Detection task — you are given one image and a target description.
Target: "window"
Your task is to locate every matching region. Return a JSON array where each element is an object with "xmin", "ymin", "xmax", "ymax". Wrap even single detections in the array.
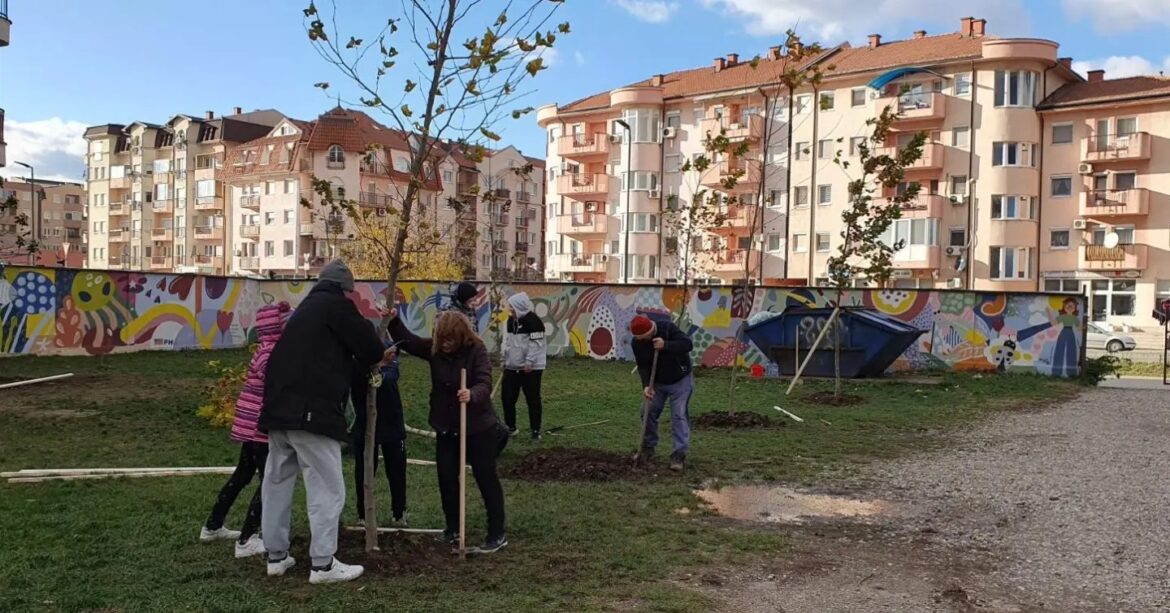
[
  {"xmin": 622, "ymin": 171, "xmax": 659, "ymax": 191},
  {"xmin": 629, "ymin": 255, "xmax": 658, "ymax": 279},
  {"xmin": 621, "ymin": 108, "xmax": 663, "ymax": 143},
  {"xmin": 991, "ymin": 195, "xmax": 1034, "ymax": 220},
  {"xmin": 994, "ymin": 70, "xmax": 1039, "ymax": 107},
  {"xmin": 1050, "ymin": 229, "xmax": 1070, "ymax": 249},
  {"xmin": 949, "ymin": 227, "xmax": 966, "ymax": 247},
  {"xmin": 549, "ymin": 126, "xmax": 561, "ymax": 144},
  {"xmin": 1051, "ymin": 176, "xmax": 1073, "ymax": 198},
  {"xmin": 260, "ymin": 145, "xmax": 273, "ymax": 165},
  {"xmin": 1117, "ymin": 117, "xmax": 1139, "ymax": 137},
  {"xmin": 989, "ymin": 246, "xmax": 1031, "ymax": 280},
  {"xmin": 796, "ymin": 94, "xmax": 812, "ymax": 113},
  {"xmin": 1091, "ymin": 279, "xmax": 1136, "ymax": 318},
  {"xmin": 1051, "ymin": 124, "xmax": 1073, "ymax": 144},
  {"xmin": 819, "ymin": 92, "xmax": 835, "ymax": 111},
  {"xmin": 795, "ymin": 142, "xmax": 809, "ymax": 161},
  {"xmin": 665, "ymin": 113, "xmax": 681, "ymax": 129},
  {"xmin": 283, "ymin": 240, "xmax": 294, "ymax": 257},
  {"xmin": 992, "ymin": 142, "xmax": 1034, "ymax": 167},
  {"xmin": 284, "ymin": 179, "xmax": 296, "ymax": 194},
  {"xmin": 815, "ymin": 232, "xmax": 830, "ymax": 252},
  {"xmin": 196, "ymin": 179, "xmax": 216, "ymax": 199},
  {"xmin": 951, "ymin": 175, "xmax": 968, "ymax": 197},
  {"xmin": 952, "ymin": 126, "xmax": 969, "ymax": 149},
  {"xmin": 880, "ymin": 219, "xmax": 938, "ymax": 253},
  {"xmin": 767, "ymin": 234, "xmax": 783, "ymax": 251},
  {"xmin": 817, "ymin": 139, "xmax": 833, "ymax": 159},
  {"xmin": 817, "ymin": 184, "xmax": 832, "ymax": 205},
  {"xmin": 851, "ymin": 88, "xmax": 867, "ymax": 107},
  {"xmin": 264, "ymin": 241, "xmax": 275, "ymax": 257},
  {"xmin": 394, "ymin": 157, "xmax": 409, "ymax": 172},
  {"xmin": 155, "ymin": 184, "xmax": 170, "ymax": 201},
  {"xmin": 264, "ymin": 212, "xmax": 276, "ymax": 225},
  {"xmin": 793, "ymin": 234, "xmax": 808, "ymax": 253},
  {"xmin": 665, "ymin": 154, "xmax": 682, "ymax": 173},
  {"xmin": 152, "ymin": 159, "xmax": 170, "ymax": 174},
  {"xmin": 1045, "ymin": 279, "xmax": 1081, "ymax": 293},
  {"xmin": 768, "ymin": 189, "xmax": 785, "ymax": 209},
  {"xmin": 628, "ymin": 213, "xmax": 659, "ymax": 232},
  {"xmin": 283, "ymin": 209, "xmax": 293, "ymax": 224},
  {"xmin": 794, "ymin": 186, "xmax": 809, "ymax": 207},
  {"xmin": 327, "ymin": 145, "xmax": 345, "ymax": 168},
  {"xmin": 849, "ymin": 136, "xmax": 865, "ymax": 157},
  {"xmin": 954, "ymin": 73, "xmax": 972, "ymax": 96}
]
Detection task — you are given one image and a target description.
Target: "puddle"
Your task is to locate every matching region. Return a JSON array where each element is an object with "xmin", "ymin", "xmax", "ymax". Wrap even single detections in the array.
[{"xmin": 694, "ymin": 485, "xmax": 890, "ymax": 524}]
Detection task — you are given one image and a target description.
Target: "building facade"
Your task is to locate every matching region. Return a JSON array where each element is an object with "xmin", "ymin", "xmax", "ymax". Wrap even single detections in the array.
[
  {"xmin": 0, "ymin": 0, "xmax": 10, "ymax": 169},
  {"xmin": 0, "ymin": 179, "xmax": 86, "ymax": 267}
]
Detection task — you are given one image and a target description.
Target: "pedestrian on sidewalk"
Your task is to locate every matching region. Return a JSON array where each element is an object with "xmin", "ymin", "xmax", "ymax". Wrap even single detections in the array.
[
  {"xmin": 501, "ymin": 292, "xmax": 547, "ymax": 441},
  {"xmin": 259, "ymin": 259, "xmax": 391, "ymax": 584},
  {"xmin": 387, "ymin": 307, "xmax": 510, "ymax": 554},
  {"xmin": 350, "ymin": 336, "xmax": 408, "ymax": 526},
  {"xmin": 630, "ymin": 315, "xmax": 694, "ymax": 471},
  {"xmin": 200, "ymin": 301, "xmax": 291, "ymax": 558}
]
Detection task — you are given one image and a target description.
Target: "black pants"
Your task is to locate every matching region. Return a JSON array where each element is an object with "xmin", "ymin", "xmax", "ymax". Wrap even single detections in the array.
[
  {"xmin": 352, "ymin": 434, "xmax": 407, "ymax": 520},
  {"xmin": 205, "ymin": 441, "xmax": 267, "ymax": 542},
  {"xmin": 436, "ymin": 429, "xmax": 506, "ymax": 538},
  {"xmin": 502, "ymin": 369, "xmax": 543, "ymax": 433}
]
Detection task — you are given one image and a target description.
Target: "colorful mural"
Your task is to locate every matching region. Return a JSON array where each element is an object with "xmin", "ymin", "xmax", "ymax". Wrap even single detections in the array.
[{"xmin": 0, "ymin": 265, "xmax": 1085, "ymax": 377}]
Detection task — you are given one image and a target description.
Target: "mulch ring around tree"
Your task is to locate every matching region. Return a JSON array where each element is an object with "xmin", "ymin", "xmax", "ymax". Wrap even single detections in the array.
[
  {"xmin": 804, "ymin": 391, "xmax": 866, "ymax": 406},
  {"xmin": 502, "ymin": 448, "xmax": 661, "ymax": 482},
  {"xmin": 693, "ymin": 411, "xmax": 785, "ymax": 430}
]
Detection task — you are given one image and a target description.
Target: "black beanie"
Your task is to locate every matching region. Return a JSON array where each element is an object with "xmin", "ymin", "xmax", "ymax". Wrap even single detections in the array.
[{"xmin": 455, "ymin": 282, "xmax": 477, "ymax": 303}]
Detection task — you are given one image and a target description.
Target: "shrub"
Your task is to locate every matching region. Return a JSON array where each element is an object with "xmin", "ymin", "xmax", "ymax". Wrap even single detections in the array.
[
  {"xmin": 196, "ymin": 350, "xmax": 252, "ymax": 427},
  {"xmin": 1078, "ymin": 355, "xmax": 1122, "ymax": 386}
]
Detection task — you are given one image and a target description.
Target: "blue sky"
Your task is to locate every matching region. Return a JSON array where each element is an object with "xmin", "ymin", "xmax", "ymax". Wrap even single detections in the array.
[{"xmin": 3, "ymin": 0, "xmax": 1169, "ymax": 182}]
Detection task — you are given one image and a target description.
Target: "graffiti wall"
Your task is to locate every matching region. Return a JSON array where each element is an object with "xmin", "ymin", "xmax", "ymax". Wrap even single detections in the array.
[{"xmin": 0, "ymin": 265, "xmax": 1086, "ymax": 377}]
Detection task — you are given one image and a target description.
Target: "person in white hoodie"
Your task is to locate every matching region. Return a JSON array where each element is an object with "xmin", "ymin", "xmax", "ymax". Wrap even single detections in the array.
[{"xmin": 501, "ymin": 292, "xmax": 547, "ymax": 441}]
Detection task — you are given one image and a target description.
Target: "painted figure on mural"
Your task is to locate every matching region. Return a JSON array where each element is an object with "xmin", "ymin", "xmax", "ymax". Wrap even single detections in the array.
[{"xmin": 1049, "ymin": 297, "xmax": 1080, "ymax": 378}]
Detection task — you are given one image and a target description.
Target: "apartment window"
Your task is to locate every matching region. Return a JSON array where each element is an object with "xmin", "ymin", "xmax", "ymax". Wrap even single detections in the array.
[
  {"xmin": 815, "ymin": 232, "xmax": 830, "ymax": 252},
  {"xmin": 851, "ymin": 88, "xmax": 867, "ymax": 107},
  {"xmin": 548, "ymin": 126, "xmax": 561, "ymax": 144},
  {"xmin": 796, "ymin": 94, "xmax": 812, "ymax": 113},
  {"xmin": 621, "ymin": 108, "xmax": 662, "ymax": 143},
  {"xmin": 442, "ymin": 170, "xmax": 454, "ymax": 184},
  {"xmin": 284, "ymin": 179, "xmax": 296, "ymax": 194},
  {"xmin": 283, "ymin": 209, "xmax": 293, "ymax": 224},
  {"xmin": 1092, "ymin": 279, "xmax": 1136, "ymax": 318},
  {"xmin": 1051, "ymin": 123, "xmax": 1073, "ymax": 144},
  {"xmin": 994, "ymin": 70, "xmax": 1039, "ymax": 107},
  {"xmin": 394, "ymin": 157, "xmax": 409, "ymax": 172},
  {"xmin": 794, "ymin": 186, "xmax": 809, "ymax": 207},
  {"xmin": 628, "ymin": 213, "xmax": 659, "ymax": 232},
  {"xmin": 283, "ymin": 240, "xmax": 294, "ymax": 257},
  {"xmin": 155, "ymin": 184, "xmax": 170, "ymax": 201},
  {"xmin": 1093, "ymin": 225, "xmax": 1135, "ymax": 245},
  {"xmin": 1045, "ymin": 279, "xmax": 1081, "ymax": 293},
  {"xmin": 1051, "ymin": 176, "xmax": 1073, "ymax": 198},
  {"xmin": 768, "ymin": 189, "xmax": 785, "ymax": 209},
  {"xmin": 1116, "ymin": 116, "xmax": 1139, "ymax": 137},
  {"xmin": 622, "ymin": 171, "xmax": 659, "ymax": 191},
  {"xmin": 629, "ymin": 255, "xmax": 658, "ymax": 279},
  {"xmin": 260, "ymin": 145, "xmax": 273, "ymax": 165},
  {"xmin": 820, "ymin": 92, "xmax": 835, "ymax": 111},
  {"xmin": 817, "ymin": 184, "xmax": 832, "ymax": 205},
  {"xmin": 665, "ymin": 113, "xmax": 682, "ymax": 129},
  {"xmin": 793, "ymin": 233, "xmax": 808, "ymax": 253},
  {"xmin": 991, "ymin": 195, "xmax": 1034, "ymax": 220},
  {"xmin": 767, "ymin": 234, "xmax": 784, "ymax": 251},
  {"xmin": 152, "ymin": 159, "xmax": 171, "ymax": 174},
  {"xmin": 264, "ymin": 212, "xmax": 276, "ymax": 225},
  {"xmin": 1050, "ymin": 229, "xmax": 1070, "ymax": 249},
  {"xmin": 665, "ymin": 154, "xmax": 682, "ymax": 173},
  {"xmin": 954, "ymin": 73, "xmax": 972, "ymax": 96},
  {"xmin": 992, "ymin": 142, "xmax": 1034, "ymax": 167},
  {"xmin": 950, "ymin": 175, "xmax": 968, "ymax": 198},
  {"xmin": 989, "ymin": 246, "xmax": 1031, "ymax": 280},
  {"xmin": 881, "ymin": 218, "xmax": 938, "ymax": 250},
  {"xmin": 264, "ymin": 241, "xmax": 275, "ymax": 257},
  {"xmin": 952, "ymin": 126, "xmax": 970, "ymax": 149},
  {"xmin": 849, "ymin": 136, "xmax": 866, "ymax": 157},
  {"xmin": 949, "ymin": 227, "xmax": 966, "ymax": 247},
  {"xmin": 327, "ymin": 145, "xmax": 345, "ymax": 168},
  {"xmin": 795, "ymin": 142, "xmax": 809, "ymax": 161},
  {"xmin": 817, "ymin": 139, "xmax": 833, "ymax": 159},
  {"xmin": 176, "ymin": 186, "xmax": 186, "ymax": 207},
  {"xmin": 196, "ymin": 179, "xmax": 216, "ymax": 199}
]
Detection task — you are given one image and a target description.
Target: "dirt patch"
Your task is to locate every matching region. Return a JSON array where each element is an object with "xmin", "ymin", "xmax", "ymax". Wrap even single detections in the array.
[
  {"xmin": 804, "ymin": 391, "xmax": 866, "ymax": 406},
  {"xmin": 502, "ymin": 448, "xmax": 662, "ymax": 482},
  {"xmin": 694, "ymin": 411, "xmax": 782, "ymax": 429},
  {"xmin": 333, "ymin": 530, "xmax": 452, "ymax": 576},
  {"xmin": 695, "ymin": 485, "xmax": 891, "ymax": 524}
]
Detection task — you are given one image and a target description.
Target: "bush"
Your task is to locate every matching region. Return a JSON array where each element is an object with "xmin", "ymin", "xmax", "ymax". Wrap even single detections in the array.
[
  {"xmin": 1078, "ymin": 355, "xmax": 1123, "ymax": 386},
  {"xmin": 195, "ymin": 351, "xmax": 251, "ymax": 428}
]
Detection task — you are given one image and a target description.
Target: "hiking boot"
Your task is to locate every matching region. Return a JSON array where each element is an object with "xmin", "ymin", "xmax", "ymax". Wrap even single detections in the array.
[
  {"xmin": 309, "ymin": 557, "xmax": 364, "ymax": 584},
  {"xmin": 477, "ymin": 533, "xmax": 508, "ymax": 554},
  {"xmin": 199, "ymin": 526, "xmax": 241, "ymax": 543},
  {"xmin": 267, "ymin": 555, "xmax": 296, "ymax": 577},
  {"xmin": 669, "ymin": 452, "xmax": 686, "ymax": 471},
  {"xmin": 234, "ymin": 535, "xmax": 266, "ymax": 559}
]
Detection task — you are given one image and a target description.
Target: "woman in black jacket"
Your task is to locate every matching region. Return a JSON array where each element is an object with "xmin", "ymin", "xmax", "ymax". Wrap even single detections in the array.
[{"xmin": 387, "ymin": 308, "xmax": 509, "ymax": 553}]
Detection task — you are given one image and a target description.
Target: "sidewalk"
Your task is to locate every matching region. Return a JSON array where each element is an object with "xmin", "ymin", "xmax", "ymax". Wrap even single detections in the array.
[{"xmin": 1097, "ymin": 376, "xmax": 1168, "ymax": 390}]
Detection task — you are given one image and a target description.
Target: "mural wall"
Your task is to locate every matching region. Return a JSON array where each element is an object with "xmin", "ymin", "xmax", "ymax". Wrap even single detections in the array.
[{"xmin": 0, "ymin": 265, "xmax": 1086, "ymax": 377}]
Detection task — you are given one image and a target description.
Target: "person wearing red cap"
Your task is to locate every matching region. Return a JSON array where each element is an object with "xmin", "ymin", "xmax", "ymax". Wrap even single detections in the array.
[{"xmin": 629, "ymin": 315, "xmax": 694, "ymax": 471}]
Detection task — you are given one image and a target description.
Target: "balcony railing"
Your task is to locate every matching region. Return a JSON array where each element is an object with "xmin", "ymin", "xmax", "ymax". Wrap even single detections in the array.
[
  {"xmin": 151, "ymin": 200, "xmax": 173, "ymax": 214},
  {"xmin": 552, "ymin": 253, "xmax": 608, "ymax": 272},
  {"xmin": 880, "ymin": 91, "xmax": 946, "ymax": 122},
  {"xmin": 150, "ymin": 228, "xmax": 173, "ymax": 242},
  {"xmin": 557, "ymin": 173, "xmax": 611, "ymax": 198},
  {"xmin": 194, "ymin": 226, "xmax": 224, "ymax": 240},
  {"xmin": 1080, "ymin": 244, "xmax": 1148, "ymax": 270},
  {"xmin": 193, "ymin": 255, "xmax": 224, "ymax": 269},
  {"xmin": 556, "ymin": 133, "xmax": 611, "ymax": 158},
  {"xmin": 108, "ymin": 229, "xmax": 128, "ymax": 242},
  {"xmin": 108, "ymin": 202, "xmax": 127, "ymax": 215},
  {"xmin": 149, "ymin": 256, "xmax": 173, "ymax": 270},
  {"xmin": 702, "ymin": 161, "xmax": 761, "ymax": 188},
  {"xmin": 880, "ymin": 141, "xmax": 945, "ymax": 171},
  {"xmin": 516, "ymin": 191, "xmax": 533, "ymax": 203},
  {"xmin": 1083, "ymin": 132, "xmax": 1151, "ymax": 163},
  {"xmin": 359, "ymin": 192, "xmax": 395, "ymax": 207},
  {"xmin": 238, "ymin": 194, "xmax": 261, "ymax": 210},
  {"xmin": 194, "ymin": 196, "xmax": 223, "ymax": 211},
  {"xmin": 712, "ymin": 249, "xmax": 748, "ymax": 271},
  {"xmin": 892, "ymin": 245, "xmax": 941, "ymax": 269},
  {"xmin": 239, "ymin": 256, "xmax": 260, "ymax": 270},
  {"xmin": 493, "ymin": 240, "xmax": 508, "ymax": 252},
  {"xmin": 556, "ymin": 212, "xmax": 609, "ymax": 235},
  {"xmin": 240, "ymin": 224, "xmax": 260, "ymax": 239},
  {"xmin": 700, "ymin": 115, "xmax": 764, "ymax": 142},
  {"xmin": 1080, "ymin": 188, "xmax": 1150, "ymax": 216},
  {"xmin": 880, "ymin": 193, "xmax": 946, "ymax": 219}
]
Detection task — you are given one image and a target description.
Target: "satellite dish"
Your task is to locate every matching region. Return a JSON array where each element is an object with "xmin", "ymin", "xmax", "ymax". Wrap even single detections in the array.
[{"xmin": 1103, "ymin": 232, "xmax": 1120, "ymax": 249}]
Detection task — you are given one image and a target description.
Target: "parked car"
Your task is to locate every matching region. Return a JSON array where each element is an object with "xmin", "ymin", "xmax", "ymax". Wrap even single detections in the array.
[{"xmin": 1086, "ymin": 322, "xmax": 1137, "ymax": 353}]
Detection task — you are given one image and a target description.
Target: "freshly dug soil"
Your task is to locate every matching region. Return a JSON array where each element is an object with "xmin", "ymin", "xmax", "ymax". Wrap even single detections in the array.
[
  {"xmin": 804, "ymin": 391, "xmax": 867, "ymax": 406},
  {"xmin": 333, "ymin": 530, "xmax": 452, "ymax": 576},
  {"xmin": 694, "ymin": 411, "xmax": 783, "ymax": 429},
  {"xmin": 502, "ymin": 448, "xmax": 659, "ymax": 482}
]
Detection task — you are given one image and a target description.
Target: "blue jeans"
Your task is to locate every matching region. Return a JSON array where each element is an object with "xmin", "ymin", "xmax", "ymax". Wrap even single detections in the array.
[{"xmin": 642, "ymin": 374, "xmax": 693, "ymax": 456}]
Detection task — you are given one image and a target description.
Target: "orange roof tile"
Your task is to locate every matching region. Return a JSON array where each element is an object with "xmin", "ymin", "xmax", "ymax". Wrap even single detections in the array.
[
  {"xmin": 824, "ymin": 33, "xmax": 986, "ymax": 76},
  {"xmin": 1040, "ymin": 76, "xmax": 1170, "ymax": 109}
]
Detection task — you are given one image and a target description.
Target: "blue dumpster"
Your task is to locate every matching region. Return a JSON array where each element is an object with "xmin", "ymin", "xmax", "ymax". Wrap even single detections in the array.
[{"xmin": 745, "ymin": 307, "xmax": 926, "ymax": 378}]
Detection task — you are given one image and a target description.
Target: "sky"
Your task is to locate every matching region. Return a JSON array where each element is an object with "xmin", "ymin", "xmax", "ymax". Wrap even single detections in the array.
[{"xmin": 2, "ymin": 0, "xmax": 1170, "ymax": 183}]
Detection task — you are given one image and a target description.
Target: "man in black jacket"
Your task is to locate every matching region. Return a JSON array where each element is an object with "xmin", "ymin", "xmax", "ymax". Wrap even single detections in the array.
[
  {"xmin": 630, "ymin": 315, "xmax": 694, "ymax": 471},
  {"xmin": 259, "ymin": 259, "xmax": 388, "ymax": 584}
]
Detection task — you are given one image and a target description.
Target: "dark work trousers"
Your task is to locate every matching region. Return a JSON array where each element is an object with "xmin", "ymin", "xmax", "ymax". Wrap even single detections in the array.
[
  {"xmin": 352, "ymin": 434, "xmax": 407, "ymax": 521},
  {"xmin": 205, "ymin": 441, "xmax": 268, "ymax": 543},
  {"xmin": 436, "ymin": 428, "xmax": 506, "ymax": 539},
  {"xmin": 501, "ymin": 369, "xmax": 544, "ymax": 433}
]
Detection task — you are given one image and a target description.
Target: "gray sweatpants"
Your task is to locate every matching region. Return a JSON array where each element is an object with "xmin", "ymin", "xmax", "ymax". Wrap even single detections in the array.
[{"xmin": 261, "ymin": 429, "xmax": 345, "ymax": 568}]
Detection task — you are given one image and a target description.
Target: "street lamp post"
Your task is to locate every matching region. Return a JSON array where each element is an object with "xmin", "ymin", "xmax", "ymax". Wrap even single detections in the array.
[
  {"xmin": 614, "ymin": 119, "xmax": 632, "ymax": 283},
  {"xmin": 14, "ymin": 161, "xmax": 35, "ymax": 265}
]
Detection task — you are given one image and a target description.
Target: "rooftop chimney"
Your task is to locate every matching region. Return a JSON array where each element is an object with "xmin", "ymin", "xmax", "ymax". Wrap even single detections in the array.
[
  {"xmin": 233, "ymin": 106, "xmax": 243, "ymax": 115},
  {"xmin": 726, "ymin": 53, "xmax": 739, "ymax": 67},
  {"xmin": 651, "ymin": 74, "xmax": 663, "ymax": 87},
  {"xmin": 914, "ymin": 30, "xmax": 927, "ymax": 39},
  {"xmin": 972, "ymin": 19, "xmax": 987, "ymax": 37},
  {"xmin": 1058, "ymin": 57, "xmax": 1072, "ymax": 69},
  {"xmin": 1088, "ymin": 69, "xmax": 1105, "ymax": 83},
  {"xmin": 768, "ymin": 45, "xmax": 782, "ymax": 60},
  {"xmin": 960, "ymin": 16, "xmax": 974, "ymax": 37},
  {"xmin": 714, "ymin": 57, "xmax": 726, "ymax": 72},
  {"xmin": 205, "ymin": 111, "xmax": 215, "ymax": 120},
  {"xmin": 868, "ymin": 34, "xmax": 882, "ymax": 48}
]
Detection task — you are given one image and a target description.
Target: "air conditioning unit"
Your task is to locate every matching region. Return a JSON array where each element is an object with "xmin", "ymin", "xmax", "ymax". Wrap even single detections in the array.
[
  {"xmin": 948, "ymin": 195, "xmax": 967, "ymax": 205},
  {"xmin": 608, "ymin": 134, "xmax": 623, "ymax": 143},
  {"xmin": 648, "ymin": 189, "xmax": 661, "ymax": 199},
  {"xmin": 662, "ymin": 127, "xmax": 677, "ymax": 139},
  {"xmin": 947, "ymin": 278, "xmax": 963, "ymax": 289},
  {"xmin": 1078, "ymin": 162, "xmax": 1094, "ymax": 175},
  {"xmin": 1072, "ymin": 219, "xmax": 1088, "ymax": 230},
  {"xmin": 944, "ymin": 245, "xmax": 965, "ymax": 257}
]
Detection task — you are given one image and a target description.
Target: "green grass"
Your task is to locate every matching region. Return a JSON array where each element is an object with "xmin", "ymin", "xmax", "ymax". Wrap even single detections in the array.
[
  {"xmin": 1115, "ymin": 358, "xmax": 1164, "ymax": 378},
  {"xmin": 0, "ymin": 351, "xmax": 1076, "ymax": 612}
]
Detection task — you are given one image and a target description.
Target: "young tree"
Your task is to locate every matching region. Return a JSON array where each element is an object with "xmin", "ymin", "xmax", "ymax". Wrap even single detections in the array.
[
  {"xmin": 302, "ymin": 0, "xmax": 569, "ymax": 551},
  {"xmin": 0, "ymin": 178, "xmax": 39, "ymax": 264},
  {"xmin": 339, "ymin": 212, "xmax": 464, "ymax": 281}
]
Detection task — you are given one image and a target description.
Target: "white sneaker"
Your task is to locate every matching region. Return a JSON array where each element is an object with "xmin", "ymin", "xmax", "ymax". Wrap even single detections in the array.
[
  {"xmin": 309, "ymin": 557, "xmax": 365, "ymax": 584},
  {"xmin": 234, "ymin": 535, "xmax": 265, "ymax": 559},
  {"xmin": 200, "ymin": 526, "xmax": 241, "ymax": 543},
  {"xmin": 267, "ymin": 555, "xmax": 296, "ymax": 577}
]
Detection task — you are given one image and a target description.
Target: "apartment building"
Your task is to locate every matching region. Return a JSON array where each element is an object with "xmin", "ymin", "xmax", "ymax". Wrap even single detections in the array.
[
  {"xmin": 84, "ymin": 109, "xmax": 284, "ymax": 274},
  {"xmin": 476, "ymin": 145, "xmax": 545, "ymax": 280},
  {"xmin": 0, "ymin": 178, "xmax": 86, "ymax": 267},
  {"xmin": 1, "ymin": 0, "xmax": 10, "ymax": 168}
]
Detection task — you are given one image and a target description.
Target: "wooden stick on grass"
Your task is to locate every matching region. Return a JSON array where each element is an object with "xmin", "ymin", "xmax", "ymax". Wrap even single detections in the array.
[{"xmin": 0, "ymin": 373, "xmax": 74, "ymax": 390}]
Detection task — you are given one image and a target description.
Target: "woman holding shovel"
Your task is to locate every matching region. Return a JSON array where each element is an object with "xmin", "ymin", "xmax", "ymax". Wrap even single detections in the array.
[{"xmin": 386, "ymin": 308, "xmax": 509, "ymax": 554}]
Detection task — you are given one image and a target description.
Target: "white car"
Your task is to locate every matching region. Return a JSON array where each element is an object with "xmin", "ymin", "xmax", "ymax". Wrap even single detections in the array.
[{"xmin": 1086, "ymin": 322, "xmax": 1138, "ymax": 353}]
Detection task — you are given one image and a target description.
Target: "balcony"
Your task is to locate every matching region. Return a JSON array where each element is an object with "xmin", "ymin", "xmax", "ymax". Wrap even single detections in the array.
[
  {"xmin": 710, "ymin": 205, "xmax": 754, "ymax": 234},
  {"xmin": 491, "ymin": 213, "xmax": 510, "ymax": 226},
  {"xmin": 150, "ymin": 228, "xmax": 173, "ymax": 242},
  {"xmin": 701, "ymin": 161, "xmax": 761, "ymax": 189},
  {"xmin": 712, "ymin": 249, "xmax": 749, "ymax": 272},
  {"xmin": 154, "ymin": 172, "xmax": 172, "ymax": 185},
  {"xmin": 700, "ymin": 114, "xmax": 764, "ymax": 143},
  {"xmin": 299, "ymin": 223, "xmax": 315, "ymax": 236},
  {"xmin": 552, "ymin": 253, "xmax": 608, "ymax": 272},
  {"xmin": 1079, "ymin": 244, "xmax": 1148, "ymax": 271},
  {"xmin": 557, "ymin": 173, "xmax": 611, "ymax": 199},
  {"xmin": 359, "ymin": 192, "xmax": 396, "ymax": 208},
  {"xmin": 151, "ymin": 200, "xmax": 173, "ymax": 214},
  {"xmin": 881, "ymin": 193, "xmax": 946, "ymax": 219},
  {"xmin": 515, "ymin": 242, "xmax": 529, "ymax": 254},
  {"xmin": 241, "ymin": 224, "xmax": 260, "ymax": 239},
  {"xmin": 892, "ymin": 245, "xmax": 941, "ymax": 270},
  {"xmin": 516, "ymin": 191, "xmax": 533, "ymax": 203},
  {"xmin": 1083, "ymin": 132, "xmax": 1151, "ymax": 164},
  {"xmin": 557, "ymin": 133, "xmax": 611, "ymax": 159},
  {"xmin": 193, "ymin": 225, "xmax": 224, "ymax": 240},
  {"xmin": 881, "ymin": 141, "xmax": 945, "ymax": 172},
  {"xmin": 880, "ymin": 91, "xmax": 947, "ymax": 124},
  {"xmin": 556, "ymin": 212, "xmax": 609, "ymax": 235},
  {"xmin": 195, "ymin": 196, "xmax": 224, "ymax": 211},
  {"xmin": 109, "ymin": 176, "xmax": 130, "ymax": 189},
  {"xmin": 492, "ymin": 188, "xmax": 511, "ymax": 200},
  {"xmin": 148, "ymin": 256, "xmax": 173, "ymax": 270},
  {"xmin": 108, "ymin": 229, "xmax": 128, "ymax": 243},
  {"xmin": 239, "ymin": 256, "xmax": 260, "ymax": 270},
  {"xmin": 492, "ymin": 240, "xmax": 508, "ymax": 252},
  {"xmin": 109, "ymin": 201, "xmax": 128, "ymax": 215},
  {"xmin": 1080, "ymin": 189, "xmax": 1150, "ymax": 217},
  {"xmin": 239, "ymin": 194, "xmax": 261, "ymax": 211},
  {"xmin": 192, "ymin": 255, "xmax": 224, "ymax": 269}
]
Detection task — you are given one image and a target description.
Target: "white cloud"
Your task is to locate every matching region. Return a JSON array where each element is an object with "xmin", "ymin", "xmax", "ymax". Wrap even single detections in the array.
[
  {"xmin": 699, "ymin": 0, "xmax": 1030, "ymax": 42},
  {"xmin": 1071, "ymin": 55, "xmax": 1170, "ymax": 79},
  {"xmin": 1063, "ymin": 0, "xmax": 1170, "ymax": 33},
  {"xmin": 0, "ymin": 117, "xmax": 88, "ymax": 183},
  {"xmin": 611, "ymin": 0, "xmax": 679, "ymax": 24},
  {"xmin": 540, "ymin": 46, "xmax": 561, "ymax": 68},
  {"xmin": 574, "ymin": 51, "xmax": 586, "ymax": 66}
]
